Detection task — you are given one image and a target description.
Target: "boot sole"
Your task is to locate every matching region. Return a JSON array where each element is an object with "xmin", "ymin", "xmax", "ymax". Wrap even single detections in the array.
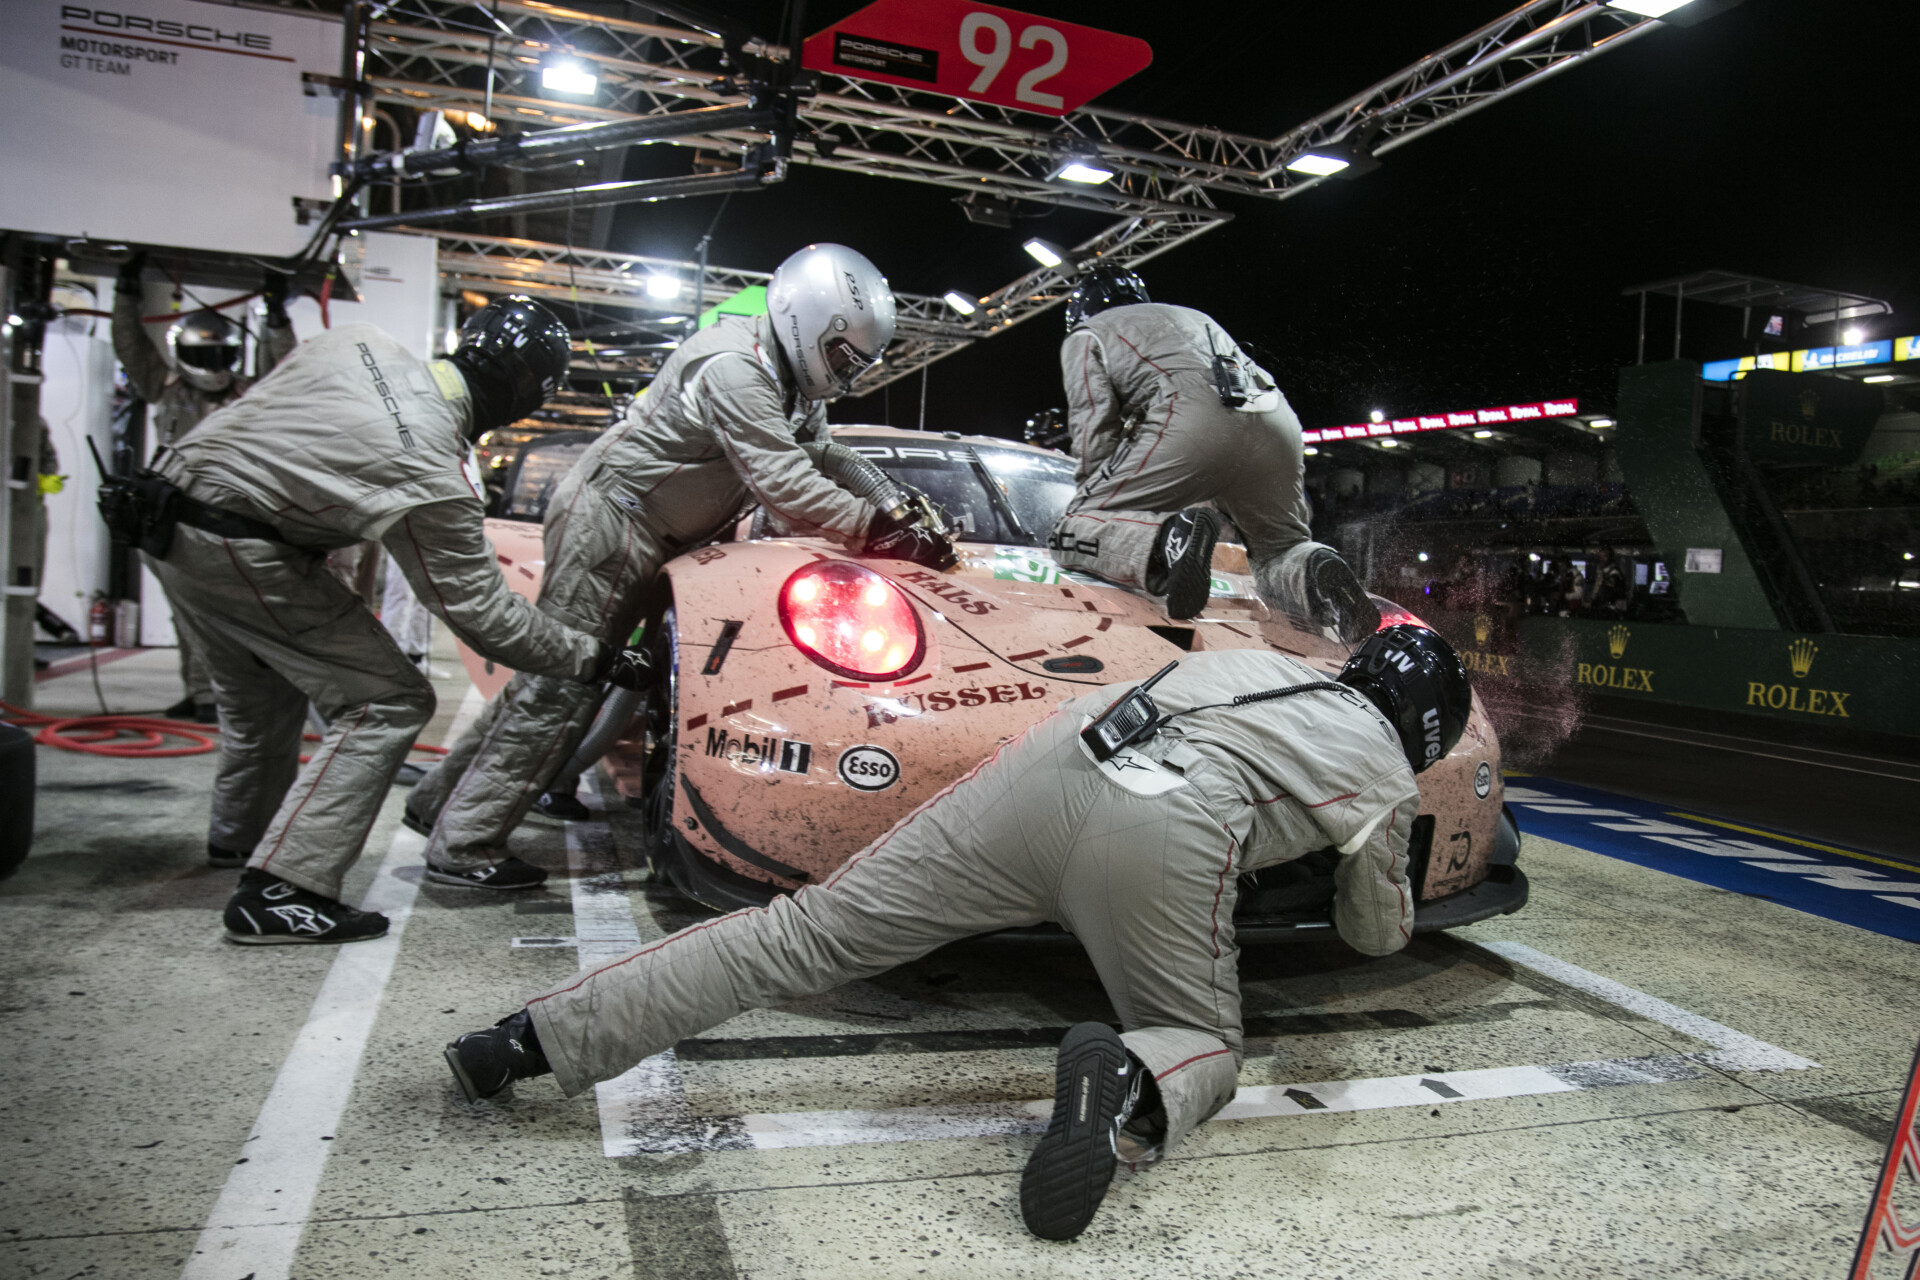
[
  {"xmin": 444, "ymin": 1042, "xmax": 491, "ymax": 1104},
  {"xmin": 400, "ymin": 813, "xmax": 433, "ymax": 838},
  {"xmin": 1307, "ymin": 552, "xmax": 1380, "ymax": 642},
  {"xmin": 224, "ymin": 927, "xmax": 388, "ymax": 946},
  {"xmin": 1162, "ymin": 511, "xmax": 1220, "ymax": 621},
  {"xmin": 1020, "ymin": 1022, "xmax": 1133, "ymax": 1241},
  {"xmin": 425, "ymin": 868, "xmax": 548, "ymax": 891}
]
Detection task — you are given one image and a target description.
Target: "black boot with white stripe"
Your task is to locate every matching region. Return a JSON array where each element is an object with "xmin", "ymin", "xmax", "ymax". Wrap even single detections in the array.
[
  {"xmin": 224, "ymin": 869, "xmax": 389, "ymax": 945},
  {"xmin": 425, "ymin": 856, "xmax": 548, "ymax": 890},
  {"xmin": 1020, "ymin": 1022, "xmax": 1143, "ymax": 1240}
]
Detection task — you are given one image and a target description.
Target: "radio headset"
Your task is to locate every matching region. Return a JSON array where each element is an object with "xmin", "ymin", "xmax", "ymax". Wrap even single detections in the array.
[
  {"xmin": 1206, "ymin": 327, "xmax": 1251, "ymax": 408},
  {"xmin": 1080, "ymin": 660, "xmax": 1349, "ymax": 763}
]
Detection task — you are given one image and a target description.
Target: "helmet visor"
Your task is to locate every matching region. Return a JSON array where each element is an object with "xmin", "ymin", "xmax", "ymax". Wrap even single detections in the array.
[
  {"xmin": 177, "ymin": 343, "xmax": 240, "ymax": 371},
  {"xmin": 823, "ymin": 336, "xmax": 880, "ymax": 389}
]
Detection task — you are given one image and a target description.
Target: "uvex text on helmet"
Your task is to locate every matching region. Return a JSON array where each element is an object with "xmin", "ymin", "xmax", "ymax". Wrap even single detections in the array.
[
  {"xmin": 449, "ymin": 295, "xmax": 572, "ymax": 433},
  {"xmin": 1337, "ymin": 624, "xmax": 1472, "ymax": 774},
  {"xmin": 169, "ymin": 310, "xmax": 242, "ymax": 393},
  {"xmin": 1064, "ymin": 264, "xmax": 1150, "ymax": 332},
  {"xmin": 767, "ymin": 244, "xmax": 897, "ymax": 401}
]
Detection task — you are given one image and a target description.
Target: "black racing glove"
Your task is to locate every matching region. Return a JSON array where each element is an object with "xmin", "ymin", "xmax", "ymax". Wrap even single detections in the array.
[
  {"xmin": 262, "ymin": 270, "xmax": 290, "ymax": 326},
  {"xmin": 598, "ymin": 645, "xmax": 651, "ymax": 691},
  {"xmin": 864, "ymin": 523, "xmax": 958, "ymax": 571},
  {"xmin": 116, "ymin": 252, "xmax": 147, "ymax": 297}
]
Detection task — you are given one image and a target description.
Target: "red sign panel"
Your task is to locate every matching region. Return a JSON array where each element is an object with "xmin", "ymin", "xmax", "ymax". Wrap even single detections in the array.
[
  {"xmin": 800, "ymin": 0, "xmax": 1153, "ymax": 118},
  {"xmin": 1300, "ymin": 398, "xmax": 1582, "ymax": 444}
]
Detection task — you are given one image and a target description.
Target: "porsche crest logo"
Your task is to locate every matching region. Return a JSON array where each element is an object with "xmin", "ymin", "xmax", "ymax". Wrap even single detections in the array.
[
  {"xmin": 1789, "ymin": 637, "xmax": 1818, "ymax": 678},
  {"xmin": 1607, "ymin": 625, "xmax": 1630, "ymax": 660},
  {"xmin": 1473, "ymin": 614, "xmax": 1491, "ymax": 645}
]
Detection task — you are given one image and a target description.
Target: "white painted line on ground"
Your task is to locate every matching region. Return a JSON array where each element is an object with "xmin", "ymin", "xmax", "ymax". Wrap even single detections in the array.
[
  {"xmin": 180, "ymin": 686, "xmax": 486, "ymax": 1280},
  {"xmin": 1478, "ymin": 939, "xmax": 1819, "ymax": 1072}
]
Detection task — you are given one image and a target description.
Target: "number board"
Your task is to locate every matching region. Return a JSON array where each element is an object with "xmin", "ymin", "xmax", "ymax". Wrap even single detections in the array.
[{"xmin": 800, "ymin": 0, "xmax": 1152, "ymax": 118}]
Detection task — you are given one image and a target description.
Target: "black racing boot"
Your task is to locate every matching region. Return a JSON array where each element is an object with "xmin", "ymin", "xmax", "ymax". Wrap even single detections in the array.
[
  {"xmin": 163, "ymin": 695, "xmax": 198, "ymax": 721},
  {"xmin": 193, "ymin": 701, "xmax": 220, "ymax": 725},
  {"xmin": 1020, "ymin": 1022, "xmax": 1143, "ymax": 1241},
  {"xmin": 401, "ymin": 796, "xmax": 436, "ymax": 838},
  {"xmin": 207, "ymin": 842, "xmax": 250, "ymax": 869},
  {"xmin": 425, "ymin": 856, "xmax": 548, "ymax": 890},
  {"xmin": 1148, "ymin": 508, "xmax": 1220, "ymax": 621},
  {"xmin": 531, "ymin": 788, "xmax": 591, "ymax": 822},
  {"xmin": 1304, "ymin": 547, "xmax": 1380, "ymax": 643},
  {"xmin": 224, "ymin": 869, "xmax": 389, "ymax": 945},
  {"xmin": 445, "ymin": 1009, "xmax": 552, "ymax": 1103}
]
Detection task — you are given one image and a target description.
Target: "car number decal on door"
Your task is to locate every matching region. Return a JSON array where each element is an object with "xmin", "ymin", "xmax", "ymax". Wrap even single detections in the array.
[{"xmin": 837, "ymin": 744, "xmax": 902, "ymax": 792}]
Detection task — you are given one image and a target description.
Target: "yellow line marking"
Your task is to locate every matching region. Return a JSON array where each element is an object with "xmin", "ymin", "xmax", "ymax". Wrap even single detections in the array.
[{"xmin": 1665, "ymin": 812, "xmax": 1918, "ymax": 874}]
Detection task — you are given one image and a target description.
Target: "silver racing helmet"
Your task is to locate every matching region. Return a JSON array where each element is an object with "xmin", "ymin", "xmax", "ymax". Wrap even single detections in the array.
[
  {"xmin": 168, "ymin": 310, "xmax": 243, "ymax": 393},
  {"xmin": 766, "ymin": 244, "xmax": 896, "ymax": 401}
]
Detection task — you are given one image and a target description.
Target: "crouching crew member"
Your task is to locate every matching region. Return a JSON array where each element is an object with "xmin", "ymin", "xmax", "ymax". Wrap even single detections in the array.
[
  {"xmin": 114, "ymin": 253, "xmax": 297, "ymax": 722},
  {"xmin": 405, "ymin": 244, "xmax": 954, "ymax": 885},
  {"xmin": 445, "ymin": 627, "xmax": 1471, "ymax": 1240},
  {"xmin": 121, "ymin": 296, "xmax": 640, "ymax": 944},
  {"xmin": 1047, "ymin": 265, "xmax": 1378, "ymax": 638}
]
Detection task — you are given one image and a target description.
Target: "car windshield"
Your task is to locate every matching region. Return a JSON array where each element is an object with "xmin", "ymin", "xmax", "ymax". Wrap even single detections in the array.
[
  {"xmin": 845, "ymin": 441, "xmax": 1077, "ymax": 547},
  {"xmin": 500, "ymin": 432, "xmax": 595, "ymax": 522}
]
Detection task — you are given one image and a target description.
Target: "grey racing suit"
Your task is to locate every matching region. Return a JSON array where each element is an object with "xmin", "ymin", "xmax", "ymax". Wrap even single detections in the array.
[
  {"xmin": 1048, "ymin": 303, "xmax": 1339, "ymax": 615},
  {"xmin": 411, "ymin": 314, "xmax": 884, "ymax": 871},
  {"xmin": 146, "ymin": 324, "xmax": 603, "ymax": 897},
  {"xmin": 526, "ymin": 648, "xmax": 1418, "ymax": 1161},
  {"xmin": 114, "ymin": 288, "xmax": 295, "ymax": 705}
]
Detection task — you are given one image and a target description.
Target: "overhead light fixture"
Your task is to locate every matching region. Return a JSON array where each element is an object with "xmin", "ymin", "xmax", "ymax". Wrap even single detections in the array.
[
  {"xmin": 1369, "ymin": 410, "xmax": 1385, "ymax": 423},
  {"xmin": 955, "ymin": 194, "xmax": 1013, "ymax": 228},
  {"xmin": 1050, "ymin": 153, "xmax": 1114, "ymax": 185},
  {"xmin": 541, "ymin": 59, "xmax": 598, "ymax": 96},
  {"xmin": 1303, "ymin": 446, "xmax": 1319, "ymax": 456},
  {"xmin": 1284, "ymin": 135, "xmax": 1382, "ymax": 180},
  {"xmin": 1472, "ymin": 429, "xmax": 1494, "ymax": 438},
  {"xmin": 1844, "ymin": 326, "xmax": 1865, "ymax": 345},
  {"xmin": 1022, "ymin": 238, "xmax": 1067, "ymax": 269},
  {"xmin": 1607, "ymin": 0, "xmax": 1691, "ymax": 14},
  {"xmin": 1605, "ymin": 0, "xmax": 1748, "ymax": 25},
  {"xmin": 1864, "ymin": 374, "xmax": 1896, "ymax": 384},
  {"xmin": 1417, "ymin": 551, "xmax": 1430, "ymax": 563},
  {"xmin": 942, "ymin": 291, "xmax": 978, "ymax": 316},
  {"xmin": 1378, "ymin": 439, "xmax": 1399, "ymax": 449},
  {"xmin": 1286, "ymin": 152, "xmax": 1349, "ymax": 177},
  {"xmin": 1589, "ymin": 417, "xmax": 1616, "ymax": 428},
  {"xmin": 645, "ymin": 274, "xmax": 682, "ymax": 301}
]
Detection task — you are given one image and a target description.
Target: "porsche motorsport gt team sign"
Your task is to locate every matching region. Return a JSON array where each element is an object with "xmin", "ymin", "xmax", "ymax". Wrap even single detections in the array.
[{"xmin": 800, "ymin": 0, "xmax": 1153, "ymax": 117}]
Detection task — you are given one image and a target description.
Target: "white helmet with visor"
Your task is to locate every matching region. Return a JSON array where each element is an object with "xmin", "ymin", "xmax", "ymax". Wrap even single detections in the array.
[{"xmin": 767, "ymin": 244, "xmax": 896, "ymax": 401}]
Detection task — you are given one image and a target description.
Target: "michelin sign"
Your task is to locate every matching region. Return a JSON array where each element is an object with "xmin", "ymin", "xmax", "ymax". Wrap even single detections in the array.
[{"xmin": 0, "ymin": 1, "xmax": 338, "ymax": 256}]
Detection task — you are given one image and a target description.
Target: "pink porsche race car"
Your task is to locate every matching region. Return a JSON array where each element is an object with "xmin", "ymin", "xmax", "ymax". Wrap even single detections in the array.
[{"xmin": 461, "ymin": 425, "xmax": 1526, "ymax": 943}]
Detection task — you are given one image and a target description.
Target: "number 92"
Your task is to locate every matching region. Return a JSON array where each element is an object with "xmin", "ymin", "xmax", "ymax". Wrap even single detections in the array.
[{"xmin": 959, "ymin": 11, "xmax": 1068, "ymax": 110}]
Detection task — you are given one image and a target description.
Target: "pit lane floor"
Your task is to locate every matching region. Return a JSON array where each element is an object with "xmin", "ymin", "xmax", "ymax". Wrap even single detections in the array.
[{"xmin": 6, "ymin": 645, "xmax": 1918, "ymax": 1279}]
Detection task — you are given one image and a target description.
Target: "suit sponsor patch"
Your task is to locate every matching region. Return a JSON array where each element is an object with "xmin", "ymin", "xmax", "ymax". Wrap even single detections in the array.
[{"xmin": 836, "ymin": 744, "xmax": 900, "ymax": 792}]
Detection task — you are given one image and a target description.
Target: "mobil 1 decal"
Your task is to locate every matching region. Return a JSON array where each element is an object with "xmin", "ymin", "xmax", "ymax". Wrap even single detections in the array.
[
  {"xmin": 705, "ymin": 726, "xmax": 812, "ymax": 775},
  {"xmin": 837, "ymin": 744, "xmax": 901, "ymax": 792}
]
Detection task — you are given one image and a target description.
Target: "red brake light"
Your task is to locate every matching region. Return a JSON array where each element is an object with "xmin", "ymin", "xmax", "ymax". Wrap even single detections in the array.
[{"xmin": 778, "ymin": 561, "xmax": 926, "ymax": 682}]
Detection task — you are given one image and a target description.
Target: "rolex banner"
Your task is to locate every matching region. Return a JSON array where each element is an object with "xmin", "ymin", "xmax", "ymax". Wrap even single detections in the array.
[
  {"xmin": 1427, "ymin": 611, "xmax": 1920, "ymax": 740},
  {"xmin": 1739, "ymin": 370, "xmax": 1883, "ymax": 466},
  {"xmin": 0, "ymin": 0, "xmax": 339, "ymax": 256}
]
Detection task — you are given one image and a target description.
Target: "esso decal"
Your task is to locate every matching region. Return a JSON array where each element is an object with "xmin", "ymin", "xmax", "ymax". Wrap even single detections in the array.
[
  {"xmin": 837, "ymin": 744, "xmax": 902, "ymax": 792},
  {"xmin": 1474, "ymin": 762, "xmax": 1493, "ymax": 799}
]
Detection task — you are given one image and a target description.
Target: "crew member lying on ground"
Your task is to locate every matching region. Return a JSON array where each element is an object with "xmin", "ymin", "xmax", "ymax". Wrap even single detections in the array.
[
  {"xmin": 444, "ymin": 628, "xmax": 1471, "ymax": 1241},
  {"xmin": 1046, "ymin": 264, "xmax": 1377, "ymax": 638}
]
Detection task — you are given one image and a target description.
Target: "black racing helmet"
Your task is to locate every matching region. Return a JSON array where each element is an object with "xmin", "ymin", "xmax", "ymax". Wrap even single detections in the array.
[
  {"xmin": 1337, "ymin": 624, "xmax": 1472, "ymax": 774},
  {"xmin": 1064, "ymin": 263, "xmax": 1149, "ymax": 332},
  {"xmin": 449, "ymin": 295, "xmax": 572, "ymax": 435}
]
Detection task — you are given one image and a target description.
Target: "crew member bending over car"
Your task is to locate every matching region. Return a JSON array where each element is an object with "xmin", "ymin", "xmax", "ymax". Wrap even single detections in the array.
[
  {"xmin": 1047, "ymin": 265, "xmax": 1377, "ymax": 637},
  {"xmin": 114, "ymin": 252, "xmax": 297, "ymax": 722},
  {"xmin": 405, "ymin": 244, "xmax": 955, "ymax": 889},
  {"xmin": 445, "ymin": 627, "xmax": 1471, "ymax": 1241},
  {"xmin": 117, "ymin": 296, "xmax": 641, "ymax": 944}
]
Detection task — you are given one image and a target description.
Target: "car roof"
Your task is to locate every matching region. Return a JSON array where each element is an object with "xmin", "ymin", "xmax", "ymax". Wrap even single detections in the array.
[{"xmin": 829, "ymin": 424, "xmax": 1062, "ymax": 460}]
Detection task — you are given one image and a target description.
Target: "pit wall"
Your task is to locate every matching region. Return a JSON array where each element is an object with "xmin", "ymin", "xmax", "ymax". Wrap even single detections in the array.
[{"xmin": 1425, "ymin": 609, "xmax": 1920, "ymax": 740}]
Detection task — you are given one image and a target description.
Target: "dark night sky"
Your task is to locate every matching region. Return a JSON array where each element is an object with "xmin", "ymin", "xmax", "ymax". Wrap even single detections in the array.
[{"xmin": 608, "ymin": 0, "xmax": 1918, "ymax": 438}]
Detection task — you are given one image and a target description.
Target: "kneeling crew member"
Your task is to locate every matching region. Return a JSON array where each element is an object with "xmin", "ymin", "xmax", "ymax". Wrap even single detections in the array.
[
  {"xmin": 445, "ymin": 626, "xmax": 1471, "ymax": 1240},
  {"xmin": 1047, "ymin": 265, "xmax": 1377, "ymax": 637},
  {"xmin": 406, "ymin": 244, "xmax": 953, "ymax": 883},
  {"xmin": 139, "ymin": 297, "xmax": 638, "ymax": 944}
]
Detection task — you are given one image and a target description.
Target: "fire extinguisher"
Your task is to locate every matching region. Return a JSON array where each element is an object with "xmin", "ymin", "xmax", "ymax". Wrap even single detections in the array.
[{"xmin": 89, "ymin": 596, "xmax": 111, "ymax": 647}]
